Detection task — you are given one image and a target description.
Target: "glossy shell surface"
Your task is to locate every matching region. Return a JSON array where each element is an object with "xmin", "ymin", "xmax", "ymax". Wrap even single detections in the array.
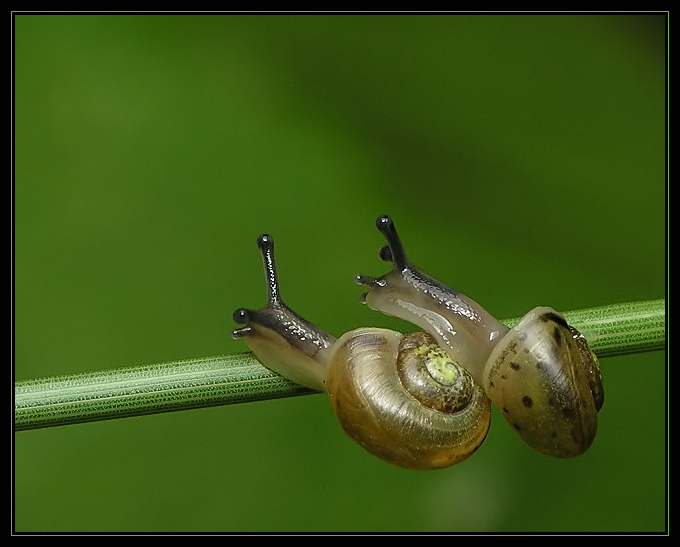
[{"xmin": 326, "ymin": 328, "xmax": 491, "ymax": 469}]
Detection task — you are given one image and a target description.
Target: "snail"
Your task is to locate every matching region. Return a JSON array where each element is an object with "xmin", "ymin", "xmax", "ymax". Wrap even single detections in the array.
[
  {"xmin": 232, "ymin": 216, "xmax": 604, "ymax": 469},
  {"xmin": 232, "ymin": 233, "xmax": 490, "ymax": 470}
]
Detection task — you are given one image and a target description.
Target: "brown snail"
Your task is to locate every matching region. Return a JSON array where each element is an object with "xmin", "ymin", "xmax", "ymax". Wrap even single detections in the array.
[{"xmin": 232, "ymin": 216, "xmax": 604, "ymax": 469}]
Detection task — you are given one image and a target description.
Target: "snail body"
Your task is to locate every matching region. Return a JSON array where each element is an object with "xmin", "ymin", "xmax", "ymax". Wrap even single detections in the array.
[
  {"xmin": 233, "ymin": 234, "xmax": 490, "ymax": 469},
  {"xmin": 233, "ymin": 216, "xmax": 603, "ymax": 468}
]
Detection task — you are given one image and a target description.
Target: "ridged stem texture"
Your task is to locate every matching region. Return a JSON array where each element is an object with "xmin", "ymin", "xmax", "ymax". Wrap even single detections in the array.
[{"xmin": 14, "ymin": 299, "xmax": 665, "ymax": 431}]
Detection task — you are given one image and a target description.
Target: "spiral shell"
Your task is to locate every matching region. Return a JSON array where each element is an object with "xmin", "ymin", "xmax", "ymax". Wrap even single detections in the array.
[{"xmin": 326, "ymin": 329, "xmax": 491, "ymax": 469}]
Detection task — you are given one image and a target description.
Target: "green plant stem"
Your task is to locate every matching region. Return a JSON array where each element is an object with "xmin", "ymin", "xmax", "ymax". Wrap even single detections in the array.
[{"xmin": 14, "ymin": 299, "xmax": 666, "ymax": 432}]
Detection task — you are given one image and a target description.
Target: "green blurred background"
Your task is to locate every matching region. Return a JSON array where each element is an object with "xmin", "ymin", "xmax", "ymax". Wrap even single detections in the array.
[{"xmin": 14, "ymin": 14, "xmax": 666, "ymax": 533}]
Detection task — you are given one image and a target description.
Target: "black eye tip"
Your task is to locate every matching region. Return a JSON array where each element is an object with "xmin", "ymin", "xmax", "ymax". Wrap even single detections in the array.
[
  {"xmin": 257, "ymin": 234, "xmax": 273, "ymax": 250},
  {"xmin": 233, "ymin": 308, "xmax": 251, "ymax": 324},
  {"xmin": 373, "ymin": 215, "xmax": 408, "ymax": 270},
  {"xmin": 375, "ymin": 215, "xmax": 393, "ymax": 232}
]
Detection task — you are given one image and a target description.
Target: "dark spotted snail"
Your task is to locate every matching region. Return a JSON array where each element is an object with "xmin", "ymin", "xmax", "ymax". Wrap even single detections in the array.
[{"xmin": 232, "ymin": 216, "xmax": 604, "ymax": 469}]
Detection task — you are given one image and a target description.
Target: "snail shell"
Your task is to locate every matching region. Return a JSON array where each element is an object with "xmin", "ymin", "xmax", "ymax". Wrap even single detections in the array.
[
  {"xmin": 484, "ymin": 307, "xmax": 604, "ymax": 457},
  {"xmin": 328, "ymin": 329, "xmax": 490, "ymax": 469}
]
